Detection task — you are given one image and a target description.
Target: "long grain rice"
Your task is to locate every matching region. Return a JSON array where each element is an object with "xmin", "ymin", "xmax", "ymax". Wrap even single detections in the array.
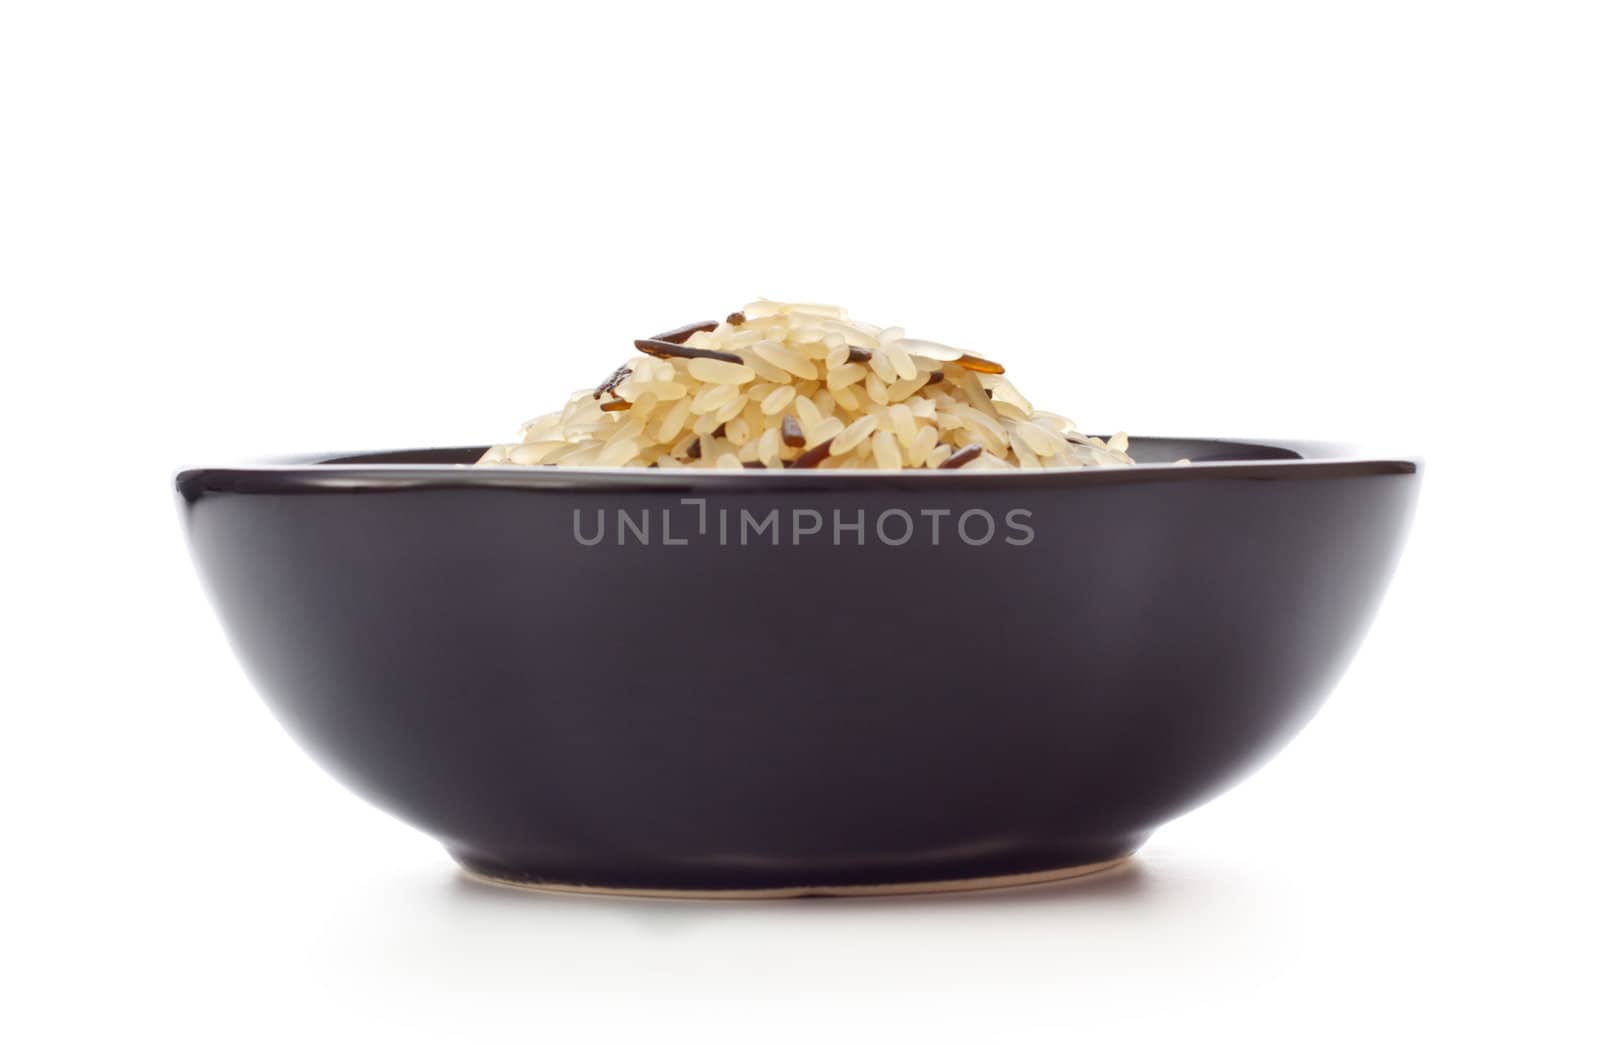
[{"xmin": 478, "ymin": 300, "xmax": 1137, "ymax": 471}]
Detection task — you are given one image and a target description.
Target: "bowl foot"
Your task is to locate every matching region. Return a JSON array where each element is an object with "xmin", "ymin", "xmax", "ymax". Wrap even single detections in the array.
[{"xmin": 454, "ymin": 853, "xmax": 1135, "ymax": 900}]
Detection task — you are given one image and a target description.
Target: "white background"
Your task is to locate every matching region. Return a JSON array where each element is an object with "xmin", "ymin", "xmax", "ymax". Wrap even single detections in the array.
[{"xmin": 3, "ymin": 1, "xmax": 1596, "ymax": 1040}]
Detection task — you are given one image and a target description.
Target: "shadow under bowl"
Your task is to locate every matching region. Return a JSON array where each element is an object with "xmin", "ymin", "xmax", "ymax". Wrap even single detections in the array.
[{"xmin": 176, "ymin": 437, "xmax": 1419, "ymax": 896}]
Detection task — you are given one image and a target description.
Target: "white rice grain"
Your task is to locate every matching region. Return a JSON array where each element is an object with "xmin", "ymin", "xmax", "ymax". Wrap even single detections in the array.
[
  {"xmin": 760, "ymin": 385, "xmax": 797, "ymax": 415},
  {"xmin": 831, "ymin": 414, "xmax": 879, "ymax": 455},
  {"xmin": 687, "ymin": 358, "xmax": 755, "ymax": 385},
  {"xmin": 752, "ymin": 340, "xmax": 817, "ymax": 380},
  {"xmin": 826, "ymin": 363, "xmax": 868, "ymax": 390},
  {"xmin": 884, "ymin": 341, "xmax": 918, "ymax": 381},
  {"xmin": 690, "ymin": 383, "xmax": 740, "ymax": 414},
  {"xmin": 889, "ymin": 403, "xmax": 917, "ymax": 446},
  {"xmin": 871, "ymin": 430, "xmax": 903, "ymax": 470},
  {"xmin": 907, "ymin": 425, "xmax": 940, "ymax": 466}
]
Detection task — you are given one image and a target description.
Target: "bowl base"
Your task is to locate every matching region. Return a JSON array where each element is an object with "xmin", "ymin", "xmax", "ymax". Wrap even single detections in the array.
[{"xmin": 455, "ymin": 853, "xmax": 1134, "ymax": 900}]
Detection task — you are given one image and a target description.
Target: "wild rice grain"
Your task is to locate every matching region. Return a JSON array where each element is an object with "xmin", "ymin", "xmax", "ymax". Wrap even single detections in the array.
[
  {"xmin": 593, "ymin": 364, "xmax": 631, "ymax": 400},
  {"xmin": 650, "ymin": 320, "xmax": 720, "ymax": 345},
  {"xmin": 939, "ymin": 443, "xmax": 984, "ymax": 469},
  {"xmin": 634, "ymin": 338, "xmax": 743, "ymax": 364},
  {"xmin": 792, "ymin": 438, "xmax": 834, "ymax": 468},
  {"xmin": 955, "ymin": 354, "xmax": 1005, "ymax": 375},
  {"xmin": 781, "ymin": 414, "xmax": 805, "ymax": 447}
]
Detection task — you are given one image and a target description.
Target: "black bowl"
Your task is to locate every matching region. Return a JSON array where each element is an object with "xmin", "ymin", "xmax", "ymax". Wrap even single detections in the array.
[{"xmin": 176, "ymin": 438, "xmax": 1418, "ymax": 897}]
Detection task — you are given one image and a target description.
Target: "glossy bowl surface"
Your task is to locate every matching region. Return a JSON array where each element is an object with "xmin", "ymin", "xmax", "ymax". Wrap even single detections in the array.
[{"xmin": 177, "ymin": 438, "xmax": 1418, "ymax": 896}]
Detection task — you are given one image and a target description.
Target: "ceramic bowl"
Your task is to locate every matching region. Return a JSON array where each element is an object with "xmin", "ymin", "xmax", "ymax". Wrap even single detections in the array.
[{"xmin": 176, "ymin": 438, "xmax": 1418, "ymax": 897}]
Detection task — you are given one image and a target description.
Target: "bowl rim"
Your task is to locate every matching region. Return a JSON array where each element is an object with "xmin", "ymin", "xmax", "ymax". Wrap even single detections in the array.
[{"xmin": 175, "ymin": 437, "xmax": 1421, "ymax": 496}]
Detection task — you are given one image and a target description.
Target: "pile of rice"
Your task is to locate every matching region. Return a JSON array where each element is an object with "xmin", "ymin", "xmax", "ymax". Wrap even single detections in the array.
[{"xmin": 478, "ymin": 301, "xmax": 1135, "ymax": 471}]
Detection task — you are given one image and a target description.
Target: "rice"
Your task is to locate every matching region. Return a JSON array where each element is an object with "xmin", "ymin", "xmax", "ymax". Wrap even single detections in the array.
[{"xmin": 479, "ymin": 300, "xmax": 1137, "ymax": 471}]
